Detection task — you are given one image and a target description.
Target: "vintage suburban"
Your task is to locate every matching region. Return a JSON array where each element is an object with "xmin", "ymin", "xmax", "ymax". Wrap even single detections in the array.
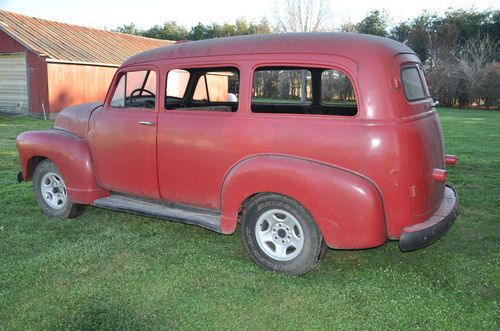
[{"xmin": 16, "ymin": 33, "xmax": 459, "ymax": 275}]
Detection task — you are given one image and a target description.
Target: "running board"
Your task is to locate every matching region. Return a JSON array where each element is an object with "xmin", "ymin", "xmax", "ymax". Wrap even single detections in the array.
[{"xmin": 93, "ymin": 194, "xmax": 221, "ymax": 233}]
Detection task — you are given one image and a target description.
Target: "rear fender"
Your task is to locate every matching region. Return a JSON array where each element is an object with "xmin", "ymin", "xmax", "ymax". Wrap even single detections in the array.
[
  {"xmin": 16, "ymin": 129, "xmax": 108, "ymax": 204},
  {"xmin": 220, "ymin": 155, "xmax": 386, "ymax": 249}
]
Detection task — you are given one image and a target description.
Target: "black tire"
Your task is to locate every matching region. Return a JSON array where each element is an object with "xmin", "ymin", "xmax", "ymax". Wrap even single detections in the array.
[
  {"xmin": 32, "ymin": 159, "xmax": 85, "ymax": 218},
  {"xmin": 241, "ymin": 193, "xmax": 327, "ymax": 275}
]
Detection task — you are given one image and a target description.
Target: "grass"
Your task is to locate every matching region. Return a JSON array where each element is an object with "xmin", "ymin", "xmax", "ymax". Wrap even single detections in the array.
[{"xmin": 0, "ymin": 108, "xmax": 499, "ymax": 329}]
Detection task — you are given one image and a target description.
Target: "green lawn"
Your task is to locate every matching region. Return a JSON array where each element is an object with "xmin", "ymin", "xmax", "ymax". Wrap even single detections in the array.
[{"xmin": 0, "ymin": 109, "xmax": 498, "ymax": 329}]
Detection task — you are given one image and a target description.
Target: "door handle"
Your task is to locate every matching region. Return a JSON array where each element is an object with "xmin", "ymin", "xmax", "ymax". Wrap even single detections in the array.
[{"xmin": 138, "ymin": 121, "xmax": 155, "ymax": 126}]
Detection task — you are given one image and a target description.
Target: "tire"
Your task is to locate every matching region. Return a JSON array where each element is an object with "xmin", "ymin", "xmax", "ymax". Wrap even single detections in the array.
[
  {"xmin": 241, "ymin": 193, "xmax": 327, "ymax": 275},
  {"xmin": 32, "ymin": 159, "xmax": 85, "ymax": 218}
]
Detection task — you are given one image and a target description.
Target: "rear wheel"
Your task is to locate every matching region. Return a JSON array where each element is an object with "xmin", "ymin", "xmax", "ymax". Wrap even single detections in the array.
[
  {"xmin": 241, "ymin": 193, "xmax": 326, "ymax": 275},
  {"xmin": 33, "ymin": 160, "xmax": 85, "ymax": 218}
]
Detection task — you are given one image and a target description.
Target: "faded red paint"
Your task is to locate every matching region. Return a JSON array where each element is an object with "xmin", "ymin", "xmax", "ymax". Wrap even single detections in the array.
[{"xmin": 17, "ymin": 33, "xmax": 459, "ymax": 252}]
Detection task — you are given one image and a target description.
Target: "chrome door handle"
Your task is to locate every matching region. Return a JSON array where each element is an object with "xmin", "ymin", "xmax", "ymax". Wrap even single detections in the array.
[{"xmin": 138, "ymin": 121, "xmax": 155, "ymax": 126}]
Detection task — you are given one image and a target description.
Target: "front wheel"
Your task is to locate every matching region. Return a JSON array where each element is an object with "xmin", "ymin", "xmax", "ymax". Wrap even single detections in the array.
[
  {"xmin": 241, "ymin": 194, "xmax": 326, "ymax": 275},
  {"xmin": 32, "ymin": 159, "xmax": 85, "ymax": 218}
]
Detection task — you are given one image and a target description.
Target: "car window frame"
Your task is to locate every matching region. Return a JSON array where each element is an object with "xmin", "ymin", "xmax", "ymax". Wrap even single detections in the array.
[
  {"xmin": 250, "ymin": 64, "xmax": 359, "ymax": 117},
  {"xmin": 400, "ymin": 65, "xmax": 428, "ymax": 102},
  {"xmin": 106, "ymin": 67, "xmax": 159, "ymax": 111},
  {"xmin": 165, "ymin": 65, "xmax": 241, "ymax": 113}
]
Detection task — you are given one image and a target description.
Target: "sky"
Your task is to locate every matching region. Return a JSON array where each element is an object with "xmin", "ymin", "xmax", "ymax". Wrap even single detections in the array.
[{"xmin": 0, "ymin": 0, "xmax": 498, "ymax": 31}]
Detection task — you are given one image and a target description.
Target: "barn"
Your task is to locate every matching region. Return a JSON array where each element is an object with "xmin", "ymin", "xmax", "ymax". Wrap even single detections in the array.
[{"xmin": 0, "ymin": 10, "xmax": 172, "ymax": 117}]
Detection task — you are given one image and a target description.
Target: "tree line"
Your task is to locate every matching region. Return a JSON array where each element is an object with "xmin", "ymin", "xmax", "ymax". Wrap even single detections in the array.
[{"xmin": 114, "ymin": 6, "xmax": 500, "ymax": 108}]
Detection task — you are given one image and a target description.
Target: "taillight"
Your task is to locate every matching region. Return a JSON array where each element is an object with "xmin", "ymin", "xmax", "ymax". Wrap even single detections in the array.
[
  {"xmin": 445, "ymin": 154, "xmax": 457, "ymax": 166},
  {"xmin": 432, "ymin": 168, "xmax": 447, "ymax": 182}
]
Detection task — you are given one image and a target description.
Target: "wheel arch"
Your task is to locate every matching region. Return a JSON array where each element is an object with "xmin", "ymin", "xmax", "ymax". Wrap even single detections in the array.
[
  {"xmin": 25, "ymin": 155, "xmax": 47, "ymax": 180},
  {"xmin": 220, "ymin": 154, "xmax": 387, "ymax": 249},
  {"xmin": 16, "ymin": 129, "xmax": 108, "ymax": 204}
]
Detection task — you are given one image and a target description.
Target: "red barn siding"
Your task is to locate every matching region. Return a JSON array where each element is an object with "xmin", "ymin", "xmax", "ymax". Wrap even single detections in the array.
[{"xmin": 47, "ymin": 63, "xmax": 116, "ymax": 113}]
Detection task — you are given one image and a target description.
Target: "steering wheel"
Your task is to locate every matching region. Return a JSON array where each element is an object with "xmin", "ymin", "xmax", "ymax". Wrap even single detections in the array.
[{"xmin": 130, "ymin": 88, "xmax": 155, "ymax": 98}]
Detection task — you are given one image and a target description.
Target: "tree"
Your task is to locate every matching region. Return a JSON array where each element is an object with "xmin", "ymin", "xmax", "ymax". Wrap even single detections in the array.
[
  {"xmin": 142, "ymin": 21, "xmax": 188, "ymax": 40},
  {"xmin": 340, "ymin": 22, "xmax": 357, "ymax": 33},
  {"xmin": 188, "ymin": 23, "xmax": 211, "ymax": 40},
  {"xmin": 355, "ymin": 10, "xmax": 388, "ymax": 37},
  {"xmin": 477, "ymin": 61, "xmax": 500, "ymax": 107},
  {"xmin": 406, "ymin": 12, "xmax": 438, "ymax": 65},
  {"xmin": 273, "ymin": 0, "xmax": 332, "ymax": 32},
  {"xmin": 389, "ymin": 22, "xmax": 411, "ymax": 43},
  {"xmin": 249, "ymin": 18, "xmax": 272, "ymax": 34},
  {"xmin": 456, "ymin": 34, "xmax": 499, "ymax": 107},
  {"xmin": 112, "ymin": 23, "xmax": 142, "ymax": 35}
]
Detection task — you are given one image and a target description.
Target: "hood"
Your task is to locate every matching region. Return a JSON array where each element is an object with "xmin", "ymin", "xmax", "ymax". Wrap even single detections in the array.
[{"xmin": 54, "ymin": 102, "xmax": 102, "ymax": 139}]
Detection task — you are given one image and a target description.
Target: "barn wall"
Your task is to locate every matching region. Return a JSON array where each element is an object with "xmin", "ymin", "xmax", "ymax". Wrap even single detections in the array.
[
  {"xmin": 0, "ymin": 30, "xmax": 49, "ymax": 115},
  {"xmin": 46, "ymin": 62, "xmax": 117, "ymax": 113}
]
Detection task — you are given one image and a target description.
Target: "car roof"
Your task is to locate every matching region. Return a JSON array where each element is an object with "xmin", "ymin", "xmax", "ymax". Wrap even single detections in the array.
[{"xmin": 122, "ymin": 32, "xmax": 415, "ymax": 67}]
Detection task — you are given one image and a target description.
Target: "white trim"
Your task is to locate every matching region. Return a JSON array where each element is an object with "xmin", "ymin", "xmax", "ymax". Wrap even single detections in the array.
[{"xmin": 45, "ymin": 58, "xmax": 119, "ymax": 68}]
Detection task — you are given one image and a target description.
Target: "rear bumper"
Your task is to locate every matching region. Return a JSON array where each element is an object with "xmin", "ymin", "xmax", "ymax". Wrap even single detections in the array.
[{"xmin": 399, "ymin": 185, "xmax": 459, "ymax": 251}]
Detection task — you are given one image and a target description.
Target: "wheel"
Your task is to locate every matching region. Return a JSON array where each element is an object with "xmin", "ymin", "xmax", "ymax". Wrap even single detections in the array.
[
  {"xmin": 32, "ymin": 159, "xmax": 85, "ymax": 218},
  {"xmin": 241, "ymin": 193, "xmax": 327, "ymax": 275}
]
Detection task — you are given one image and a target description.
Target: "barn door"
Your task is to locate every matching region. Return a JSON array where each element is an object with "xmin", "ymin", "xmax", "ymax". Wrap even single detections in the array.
[{"xmin": 0, "ymin": 53, "xmax": 29, "ymax": 113}]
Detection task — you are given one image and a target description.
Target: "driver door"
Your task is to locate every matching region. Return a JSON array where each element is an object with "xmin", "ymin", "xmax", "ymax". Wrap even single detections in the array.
[{"xmin": 88, "ymin": 68, "xmax": 159, "ymax": 199}]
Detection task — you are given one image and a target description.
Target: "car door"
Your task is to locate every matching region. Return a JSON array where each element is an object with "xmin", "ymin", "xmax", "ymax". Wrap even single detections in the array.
[{"xmin": 88, "ymin": 68, "xmax": 160, "ymax": 199}]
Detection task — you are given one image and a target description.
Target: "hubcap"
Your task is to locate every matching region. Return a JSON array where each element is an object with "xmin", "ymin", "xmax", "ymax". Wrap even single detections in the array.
[
  {"xmin": 255, "ymin": 209, "xmax": 305, "ymax": 261},
  {"xmin": 40, "ymin": 172, "xmax": 67, "ymax": 209}
]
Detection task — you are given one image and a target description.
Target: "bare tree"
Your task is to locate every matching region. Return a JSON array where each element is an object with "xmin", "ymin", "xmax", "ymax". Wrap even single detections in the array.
[
  {"xmin": 273, "ymin": 0, "xmax": 332, "ymax": 33},
  {"xmin": 457, "ymin": 34, "xmax": 499, "ymax": 107}
]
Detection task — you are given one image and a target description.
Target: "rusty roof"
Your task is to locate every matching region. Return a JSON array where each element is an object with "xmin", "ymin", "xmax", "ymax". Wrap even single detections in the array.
[{"xmin": 0, "ymin": 10, "xmax": 173, "ymax": 66}]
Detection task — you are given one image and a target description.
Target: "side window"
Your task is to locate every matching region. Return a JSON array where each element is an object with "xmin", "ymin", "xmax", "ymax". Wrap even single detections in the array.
[
  {"xmin": 252, "ymin": 69, "xmax": 312, "ymax": 105},
  {"xmin": 252, "ymin": 67, "xmax": 357, "ymax": 116},
  {"xmin": 166, "ymin": 67, "xmax": 239, "ymax": 112},
  {"xmin": 110, "ymin": 70, "xmax": 157, "ymax": 109},
  {"xmin": 166, "ymin": 69, "xmax": 190, "ymax": 99},
  {"xmin": 321, "ymin": 70, "xmax": 357, "ymax": 107},
  {"xmin": 401, "ymin": 66, "xmax": 427, "ymax": 101}
]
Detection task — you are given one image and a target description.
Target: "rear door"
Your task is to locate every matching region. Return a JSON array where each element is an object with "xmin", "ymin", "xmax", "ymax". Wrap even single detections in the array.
[
  {"xmin": 394, "ymin": 54, "xmax": 445, "ymax": 220},
  {"xmin": 88, "ymin": 68, "xmax": 159, "ymax": 199}
]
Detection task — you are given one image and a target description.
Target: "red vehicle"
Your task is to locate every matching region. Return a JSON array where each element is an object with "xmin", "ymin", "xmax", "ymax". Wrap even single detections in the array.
[{"xmin": 17, "ymin": 33, "xmax": 458, "ymax": 275}]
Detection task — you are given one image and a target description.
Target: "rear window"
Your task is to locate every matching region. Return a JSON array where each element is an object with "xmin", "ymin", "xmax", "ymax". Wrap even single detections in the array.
[{"xmin": 401, "ymin": 67, "xmax": 427, "ymax": 101}]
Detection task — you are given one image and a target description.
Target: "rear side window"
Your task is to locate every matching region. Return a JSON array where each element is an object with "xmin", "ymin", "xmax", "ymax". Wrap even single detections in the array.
[
  {"xmin": 166, "ymin": 67, "xmax": 239, "ymax": 112},
  {"xmin": 110, "ymin": 70, "xmax": 156, "ymax": 109},
  {"xmin": 252, "ymin": 67, "xmax": 357, "ymax": 116},
  {"xmin": 401, "ymin": 67, "xmax": 426, "ymax": 101},
  {"xmin": 321, "ymin": 70, "xmax": 357, "ymax": 107},
  {"xmin": 252, "ymin": 69, "xmax": 312, "ymax": 105}
]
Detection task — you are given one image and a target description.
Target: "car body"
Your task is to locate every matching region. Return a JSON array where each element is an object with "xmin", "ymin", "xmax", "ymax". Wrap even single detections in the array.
[{"xmin": 17, "ymin": 33, "xmax": 458, "ymax": 275}]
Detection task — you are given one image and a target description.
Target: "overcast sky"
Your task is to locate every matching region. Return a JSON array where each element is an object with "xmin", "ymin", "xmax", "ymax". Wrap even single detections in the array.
[{"xmin": 0, "ymin": 0, "xmax": 498, "ymax": 31}]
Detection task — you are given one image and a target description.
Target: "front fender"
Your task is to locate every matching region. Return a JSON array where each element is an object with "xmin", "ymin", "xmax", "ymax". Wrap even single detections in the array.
[
  {"xmin": 16, "ymin": 129, "xmax": 108, "ymax": 204},
  {"xmin": 220, "ymin": 155, "xmax": 386, "ymax": 249}
]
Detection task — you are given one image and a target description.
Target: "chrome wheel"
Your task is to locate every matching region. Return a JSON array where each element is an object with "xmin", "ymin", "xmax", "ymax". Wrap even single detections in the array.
[
  {"xmin": 255, "ymin": 208, "xmax": 304, "ymax": 261},
  {"xmin": 40, "ymin": 172, "xmax": 67, "ymax": 209}
]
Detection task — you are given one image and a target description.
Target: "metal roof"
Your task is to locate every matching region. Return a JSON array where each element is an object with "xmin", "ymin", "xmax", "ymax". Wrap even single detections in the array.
[{"xmin": 0, "ymin": 10, "xmax": 173, "ymax": 66}]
